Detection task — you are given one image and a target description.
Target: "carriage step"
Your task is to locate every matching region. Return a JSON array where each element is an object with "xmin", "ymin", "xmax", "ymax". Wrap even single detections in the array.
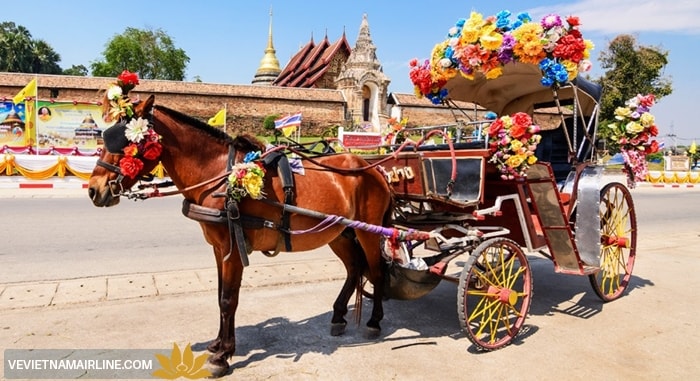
[{"xmin": 429, "ymin": 262, "xmax": 447, "ymax": 276}]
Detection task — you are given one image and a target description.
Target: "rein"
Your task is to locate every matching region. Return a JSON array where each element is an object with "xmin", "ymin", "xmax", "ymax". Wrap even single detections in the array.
[{"xmin": 96, "ymin": 158, "xmax": 231, "ymax": 200}]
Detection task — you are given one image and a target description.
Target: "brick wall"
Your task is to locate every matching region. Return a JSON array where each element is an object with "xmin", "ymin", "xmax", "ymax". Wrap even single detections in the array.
[{"xmin": 1, "ymin": 72, "xmax": 465, "ymax": 136}]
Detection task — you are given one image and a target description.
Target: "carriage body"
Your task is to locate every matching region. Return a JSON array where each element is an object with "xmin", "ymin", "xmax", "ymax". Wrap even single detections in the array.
[{"xmin": 361, "ymin": 57, "xmax": 637, "ymax": 350}]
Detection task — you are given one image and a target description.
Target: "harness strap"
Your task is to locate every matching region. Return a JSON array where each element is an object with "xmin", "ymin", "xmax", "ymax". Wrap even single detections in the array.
[
  {"xmin": 181, "ymin": 199, "xmax": 271, "ymax": 228},
  {"xmin": 261, "ymin": 151, "xmax": 295, "ymax": 254},
  {"xmin": 224, "ymin": 199, "xmax": 250, "ymax": 265},
  {"xmin": 223, "ymin": 144, "xmax": 252, "ymax": 266}
]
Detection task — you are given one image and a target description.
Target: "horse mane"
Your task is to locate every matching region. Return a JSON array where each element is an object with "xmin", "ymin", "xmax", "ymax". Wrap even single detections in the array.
[{"xmin": 154, "ymin": 104, "xmax": 234, "ymax": 144}]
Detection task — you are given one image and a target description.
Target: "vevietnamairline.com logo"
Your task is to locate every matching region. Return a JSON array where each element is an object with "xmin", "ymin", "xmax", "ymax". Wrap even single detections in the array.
[
  {"xmin": 4, "ymin": 343, "xmax": 213, "ymax": 380},
  {"xmin": 153, "ymin": 343, "xmax": 212, "ymax": 379}
]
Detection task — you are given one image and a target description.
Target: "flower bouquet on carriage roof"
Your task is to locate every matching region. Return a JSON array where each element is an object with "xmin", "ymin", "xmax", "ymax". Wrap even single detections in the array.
[{"xmin": 408, "ymin": 9, "xmax": 594, "ymax": 179}]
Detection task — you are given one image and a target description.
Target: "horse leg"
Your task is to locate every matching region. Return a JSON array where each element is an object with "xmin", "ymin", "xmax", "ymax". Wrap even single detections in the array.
[
  {"xmin": 354, "ymin": 230, "xmax": 385, "ymax": 339},
  {"xmin": 327, "ymin": 234, "xmax": 364, "ymax": 336},
  {"xmin": 207, "ymin": 249, "xmax": 224, "ymax": 354},
  {"xmin": 206, "ymin": 247, "xmax": 244, "ymax": 378}
]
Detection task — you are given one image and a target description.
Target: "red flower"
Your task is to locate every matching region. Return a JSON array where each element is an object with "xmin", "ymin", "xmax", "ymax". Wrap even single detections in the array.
[
  {"xmin": 118, "ymin": 70, "xmax": 140, "ymax": 87},
  {"xmin": 123, "ymin": 143, "xmax": 139, "ymax": 157},
  {"xmin": 119, "ymin": 156, "xmax": 144, "ymax": 179},
  {"xmin": 553, "ymin": 34, "xmax": 586, "ymax": 62},
  {"xmin": 646, "ymin": 140, "xmax": 659, "ymax": 154},
  {"xmin": 142, "ymin": 141, "xmax": 162, "ymax": 160},
  {"xmin": 487, "ymin": 118, "xmax": 504, "ymax": 137},
  {"xmin": 566, "ymin": 15, "xmax": 580, "ymax": 27},
  {"xmin": 648, "ymin": 124, "xmax": 659, "ymax": 136},
  {"xmin": 639, "ymin": 94, "xmax": 655, "ymax": 108}
]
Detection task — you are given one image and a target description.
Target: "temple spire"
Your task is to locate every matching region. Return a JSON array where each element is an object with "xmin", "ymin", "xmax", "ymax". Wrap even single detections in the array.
[{"xmin": 252, "ymin": 6, "xmax": 281, "ymax": 85}]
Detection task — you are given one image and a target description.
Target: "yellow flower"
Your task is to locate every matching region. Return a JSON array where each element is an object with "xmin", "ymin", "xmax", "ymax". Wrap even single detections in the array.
[
  {"xmin": 625, "ymin": 121, "xmax": 644, "ymax": 134},
  {"xmin": 527, "ymin": 155, "xmax": 538, "ymax": 165},
  {"xmin": 561, "ymin": 60, "xmax": 578, "ymax": 80},
  {"xmin": 583, "ymin": 40, "xmax": 594, "ymax": 59},
  {"xmin": 242, "ymin": 171, "xmax": 264, "ymax": 199},
  {"xmin": 614, "ymin": 107, "xmax": 632, "ymax": 119},
  {"xmin": 639, "ymin": 112, "xmax": 655, "ymax": 127},
  {"xmin": 153, "ymin": 343, "xmax": 211, "ymax": 380},
  {"xmin": 506, "ymin": 154, "xmax": 525, "ymax": 168},
  {"xmin": 509, "ymin": 139, "xmax": 523, "ymax": 152},
  {"xmin": 479, "ymin": 24, "xmax": 503, "ymax": 50},
  {"xmin": 485, "ymin": 66, "xmax": 503, "ymax": 79}
]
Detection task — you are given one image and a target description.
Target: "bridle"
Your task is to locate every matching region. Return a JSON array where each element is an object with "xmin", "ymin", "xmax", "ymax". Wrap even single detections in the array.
[{"xmin": 94, "ymin": 156, "xmax": 156, "ymax": 198}]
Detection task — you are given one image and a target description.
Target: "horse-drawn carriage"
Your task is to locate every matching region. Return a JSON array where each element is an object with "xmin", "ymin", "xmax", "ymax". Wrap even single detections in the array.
[{"xmin": 88, "ymin": 10, "xmax": 640, "ymax": 376}]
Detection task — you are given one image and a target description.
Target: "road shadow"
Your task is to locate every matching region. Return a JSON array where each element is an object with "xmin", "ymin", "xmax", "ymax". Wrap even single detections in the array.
[
  {"xmin": 192, "ymin": 254, "xmax": 654, "ymax": 372},
  {"xmin": 526, "ymin": 255, "xmax": 654, "ymax": 320}
]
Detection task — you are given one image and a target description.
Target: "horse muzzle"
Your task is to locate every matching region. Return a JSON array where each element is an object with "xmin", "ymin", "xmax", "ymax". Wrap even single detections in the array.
[{"xmin": 88, "ymin": 181, "xmax": 121, "ymax": 207}]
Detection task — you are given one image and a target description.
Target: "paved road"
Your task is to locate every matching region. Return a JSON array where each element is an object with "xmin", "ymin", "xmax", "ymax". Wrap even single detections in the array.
[{"xmin": 1, "ymin": 183, "xmax": 699, "ymax": 380}]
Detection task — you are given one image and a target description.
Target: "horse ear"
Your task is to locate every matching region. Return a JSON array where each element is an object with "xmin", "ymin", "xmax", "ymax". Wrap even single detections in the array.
[{"xmin": 134, "ymin": 95, "xmax": 155, "ymax": 118}]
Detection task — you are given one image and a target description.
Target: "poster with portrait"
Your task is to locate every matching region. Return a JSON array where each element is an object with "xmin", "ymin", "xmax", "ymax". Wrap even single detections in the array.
[
  {"xmin": 0, "ymin": 101, "xmax": 33, "ymax": 147},
  {"xmin": 36, "ymin": 101, "xmax": 114, "ymax": 151}
]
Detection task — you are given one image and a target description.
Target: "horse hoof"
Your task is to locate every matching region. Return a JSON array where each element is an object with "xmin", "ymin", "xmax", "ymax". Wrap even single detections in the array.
[
  {"xmin": 206, "ymin": 340, "xmax": 220, "ymax": 353},
  {"xmin": 330, "ymin": 322, "xmax": 347, "ymax": 336},
  {"xmin": 205, "ymin": 356, "xmax": 230, "ymax": 378},
  {"xmin": 365, "ymin": 327, "xmax": 381, "ymax": 340}
]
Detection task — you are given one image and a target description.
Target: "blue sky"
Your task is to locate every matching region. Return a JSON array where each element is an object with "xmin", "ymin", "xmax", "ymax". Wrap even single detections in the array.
[{"xmin": 5, "ymin": 1, "xmax": 699, "ymax": 145}]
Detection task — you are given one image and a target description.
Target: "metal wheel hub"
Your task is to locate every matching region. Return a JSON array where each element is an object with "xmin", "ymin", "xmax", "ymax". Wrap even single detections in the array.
[{"xmin": 487, "ymin": 285, "xmax": 518, "ymax": 306}]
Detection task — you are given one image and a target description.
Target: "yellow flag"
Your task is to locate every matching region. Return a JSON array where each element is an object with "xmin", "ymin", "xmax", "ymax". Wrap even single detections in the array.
[
  {"xmin": 13, "ymin": 78, "xmax": 37, "ymax": 104},
  {"xmin": 208, "ymin": 108, "xmax": 226, "ymax": 126},
  {"xmin": 690, "ymin": 141, "xmax": 697, "ymax": 155},
  {"xmin": 281, "ymin": 126, "xmax": 297, "ymax": 137}
]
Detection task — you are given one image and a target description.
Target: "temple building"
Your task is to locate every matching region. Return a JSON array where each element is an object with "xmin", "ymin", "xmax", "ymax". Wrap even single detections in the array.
[{"xmin": 253, "ymin": 13, "xmax": 390, "ymax": 132}]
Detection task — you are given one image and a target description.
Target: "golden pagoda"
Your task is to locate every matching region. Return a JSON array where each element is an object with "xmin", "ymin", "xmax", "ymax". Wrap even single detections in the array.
[{"xmin": 252, "ymin": 7, "xmax": 281, "ymax": 85}]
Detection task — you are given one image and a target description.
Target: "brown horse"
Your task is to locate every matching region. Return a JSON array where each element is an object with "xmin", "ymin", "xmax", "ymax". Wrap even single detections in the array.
[{"xmin": 88, "ymin": 95, "xmax": 392, "ymax": 376}]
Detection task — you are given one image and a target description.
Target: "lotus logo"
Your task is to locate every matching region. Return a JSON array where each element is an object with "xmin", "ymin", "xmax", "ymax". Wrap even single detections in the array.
[{"xmin": 153, "ymin": 343, "xmax": 211, "ymax": 379}]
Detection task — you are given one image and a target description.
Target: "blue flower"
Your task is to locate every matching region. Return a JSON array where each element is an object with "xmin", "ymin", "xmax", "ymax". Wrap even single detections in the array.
[{"xmin": 243, "ymin": 151, "xmax": 261, "ymax": 163}]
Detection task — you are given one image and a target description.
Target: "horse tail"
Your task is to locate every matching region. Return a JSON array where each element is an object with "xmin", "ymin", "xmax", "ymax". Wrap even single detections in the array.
[{"xmin": 354, "ymin": 270, "xmax": 364, "ymax": 326}]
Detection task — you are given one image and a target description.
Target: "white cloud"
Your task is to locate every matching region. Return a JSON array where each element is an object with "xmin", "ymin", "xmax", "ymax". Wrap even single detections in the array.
[{"xmin": 529, "ymin": 0, "xmax": 700, "ymax": 34}]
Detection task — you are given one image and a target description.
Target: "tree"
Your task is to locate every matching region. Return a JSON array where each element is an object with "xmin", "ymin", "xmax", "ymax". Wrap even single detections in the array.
[
  {"xmin": 0, "ymin": 22, "xmax": 61, "ymax": 74},
  {"xmin": 263, "ymin": 114, "xmax": 281, "ymax": 143},
  {"xmin": 91, "ymin": 27, "xmax": 189, "ymax": 80},
  {"xmin": 596, "ymin": 35, "xmax": 672, "ymax": 144},
  {"xmin": 30, "ymin": 39, "xmax": 62, "ymax": 74},
  {"xmin": 63, "ymin": 64, "xmax": 89, "ymax": 76}
]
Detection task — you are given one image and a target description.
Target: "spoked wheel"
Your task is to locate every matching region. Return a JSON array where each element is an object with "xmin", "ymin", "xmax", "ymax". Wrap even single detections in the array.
[
  {"xmin": 458, "ymin": 237, "xmax": 533, "ymax": 351},
  {"xmin": 589, "ymin": 182, "xmax": 637, "ymax": 302}
]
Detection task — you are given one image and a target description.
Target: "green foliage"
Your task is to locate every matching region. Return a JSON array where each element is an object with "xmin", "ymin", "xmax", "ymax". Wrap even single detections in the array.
[
  {"xmin": 263, "ymin": 114, "xmax": 280, "ymax": 131},
  {"xmin": 0, "ymin": 22, "xmax": 62, "ymax": 74},
  {"xmin": 646, "ymin": 151, "xmax": 663, "ymax": 163},
  {"xmin": 91, "ymin": 27, "xmax": 190, "ymax": 80},
  {"xmin": 62, "ymin": 64, "xmax": 88, "ymax": 76},
  {"xmin": 596, "ymin": 35, "xmax": 672, "ymax": 145},
  {"xmin": 263, "ymin": 114, "xmax": 281, "ymax": 143}
]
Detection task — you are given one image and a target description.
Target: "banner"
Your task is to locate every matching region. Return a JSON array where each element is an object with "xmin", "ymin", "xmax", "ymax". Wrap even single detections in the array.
[
  {"xmin": 0, "ymin": 101, "xmax": 32, "ymax": 147},
  {"xmin": 36, "ymin": 101, "xmax": 114, "ymax": 151}
]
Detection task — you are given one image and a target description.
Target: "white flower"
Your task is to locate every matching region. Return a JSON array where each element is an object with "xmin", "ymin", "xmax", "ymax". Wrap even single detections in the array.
[
  {"xmin": 107, "ymin": 85, "xmax": 123, "ymax": 100},
  {"xmin": 125, "ymin": 117, "xmax": 150, "ymax": 143},
  {"xmin": 439, "ymin": 58, "xmax": 452, "ymax": 68}
]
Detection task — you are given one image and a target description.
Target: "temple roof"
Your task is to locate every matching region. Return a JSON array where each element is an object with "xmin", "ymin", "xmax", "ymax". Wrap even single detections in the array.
[{"xmin": 273, "ymin": 32, "xmax": 351, "ymax": 88}]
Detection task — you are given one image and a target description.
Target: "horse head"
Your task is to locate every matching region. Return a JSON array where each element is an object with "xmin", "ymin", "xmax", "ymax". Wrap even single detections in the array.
[{"xmin": 88, "ymin": 95, "xmax": 161, "ymax": 207}]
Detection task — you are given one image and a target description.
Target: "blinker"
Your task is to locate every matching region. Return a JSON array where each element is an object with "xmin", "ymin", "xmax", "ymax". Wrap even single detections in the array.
[{"xmin": 102, "ymin": 122, "xmax": 130, "ymax": 154}]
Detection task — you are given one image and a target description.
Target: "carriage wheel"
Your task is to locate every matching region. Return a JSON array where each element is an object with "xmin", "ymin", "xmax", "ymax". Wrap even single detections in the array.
[
  {"xmin": 589, "ymin": 182, "xmax": 637, "ymax": 302},
  {"xmin": 458, "ymin": 237, "xmax": 533, "ymax": 351}
]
